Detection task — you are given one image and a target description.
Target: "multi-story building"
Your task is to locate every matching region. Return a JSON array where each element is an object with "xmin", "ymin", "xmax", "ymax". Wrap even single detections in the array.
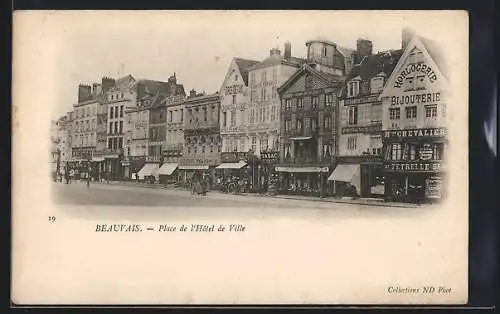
[
  {"xmin": 245, "ymin": 43, "xmax": 305, "ymax": 190},
  {"xmin": 179, "ymin": 91, "xmax": 220, "ymax": 184},
  {"xmin": 218, "ymin": 57, "xmax": 259, "ymax": 178},
  {"xmin": 379, "ymin": 29, "xmax": 448, "ymax": 203},
  {"xmin": 159, "ymin": 94, "xmax": 187, "ymax": 183},
  {"xmin": 276, "ymin": 39, "xmax": 348, "ymax": 196},
  {"xmin": 333, "ymin": 39, "xmax": 403, "ymax": 198}
]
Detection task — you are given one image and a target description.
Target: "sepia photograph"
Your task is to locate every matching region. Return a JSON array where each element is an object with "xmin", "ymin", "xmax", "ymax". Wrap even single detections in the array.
[{"xmin": 13, "ymin": 10, "xmax": 469, "ymax": 305}]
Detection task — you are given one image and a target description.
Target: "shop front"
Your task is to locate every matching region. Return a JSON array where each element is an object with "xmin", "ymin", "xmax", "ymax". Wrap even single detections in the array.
[
  {"xmin": 157, "ymin": 162, "xmax": 179, "ymax": 185},
  {"xmin": 178, "ymin": 164, "xmax": 211, "ymax": 188},
  {"xmin": 333, "ymin": 156, "xmax": 385, "ymax": 198},
  {"xmin": 276, "ymin": 166, "xmax": 329, "ymax": 196},
  {"xmin": 137, "ymin": 162, "xmax": 160, "ymax": 183}
]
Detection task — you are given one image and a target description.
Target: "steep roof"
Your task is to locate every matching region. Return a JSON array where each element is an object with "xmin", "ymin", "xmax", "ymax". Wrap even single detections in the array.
[
  {"xmin": 337, "ymin": 46, "xmax": 355, "ymax": 58},
  {"xmin": 419, "ymin": 36, "xmax": 448, "ymax": 78},
  {"xmin": 278, "ymin": 63, "xmax": 344, "ymax": 94},
  {"xmin": 115, "ymin": 74, "xmax": 136, "ymax": 91},
  {"xmin": 340, "ymin": 49, "xmax": 403, "ymax": 97},
  {"xmin": 234, "ymin": 58, "xmax": 259, "ymax": 85},
  {"xmin": 249, "ymin": 54, "xmax": 304, "ymax": 71},
  {"xmin": 132, "ymin": 79, "xmax": 186, "ymax": 97}
]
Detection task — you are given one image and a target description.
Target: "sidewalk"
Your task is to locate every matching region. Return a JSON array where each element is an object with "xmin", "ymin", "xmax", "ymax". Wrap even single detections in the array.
[{"xmin": 97, "ymin": 180, "xmax": 420, "ymax": 208}]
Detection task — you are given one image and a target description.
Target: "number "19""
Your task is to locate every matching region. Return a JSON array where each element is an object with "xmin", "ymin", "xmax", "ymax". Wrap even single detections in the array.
[{"xmin": 48, "ymin": 216, "xmax": 56, "ymax": 223}]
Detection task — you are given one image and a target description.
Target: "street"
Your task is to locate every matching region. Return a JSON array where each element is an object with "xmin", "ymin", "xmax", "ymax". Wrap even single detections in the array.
[{"xmin": 51, "ymin": 181, "xmax": 431, "ymax": 221}]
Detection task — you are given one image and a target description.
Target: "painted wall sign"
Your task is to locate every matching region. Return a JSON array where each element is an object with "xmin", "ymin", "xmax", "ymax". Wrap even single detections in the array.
[
  {"xmin": 390, "ymin": 92, "xmax": 440, "ymax": 105},
  {"xmin": 383, "ymin": 127, "xmax": 447, "ymax": 139},
  {"xmin": 342, "ymin": 124, "xmax": 381, "ymax": 134},
  {"xmin": 384, "ymin": 161, "xmax": 442, "ymax": 172},
  {"xmin": 393, "ymin": 63, "xmax": 438, "ymax": 88},
  {"xmin": 260, "ymin": 151, "xmax": 280, "ymax": 161},
  {"xmin": 343, "ymin": 95, "xmax": 380, "ymax": 106},
  {"xmin": 225, "ymin": 85, "xmax": 244, "ymax": 95}
]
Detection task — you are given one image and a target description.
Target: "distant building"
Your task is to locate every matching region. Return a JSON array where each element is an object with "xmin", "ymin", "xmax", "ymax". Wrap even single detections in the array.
[{"xmin": 379, "ymin": 28, "xmax": 449, "ymax": 203}]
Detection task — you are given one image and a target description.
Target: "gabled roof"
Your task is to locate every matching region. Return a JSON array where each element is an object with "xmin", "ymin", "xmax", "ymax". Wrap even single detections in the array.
[
  {"xmin": 340, "ymin": 49, "xmax": 403, "ymax": 97},
  {"xmin": 419, "ymin": 36, "xmax": 448, "ymax": 78},
  {"xmin": 234, "ymin": 58, "xmax": 259, "ymax": 85},
  {"xmin": 115, "ymin": 74, "xmax": 136, "ymax": 91},
  {"xmin": 337, "ymin": 46, "xmax": 356, "ymax": 58},
  {"xmin": 249, "ymin": 54, "xmax": 304, "ymax": 72},
  {"xmin": 132, "ymin": 79, "xmax": 186, "ymax": 97},
  {"xmin": 278, "ymin": 63, "xmax": 344, "ymax": 95}
]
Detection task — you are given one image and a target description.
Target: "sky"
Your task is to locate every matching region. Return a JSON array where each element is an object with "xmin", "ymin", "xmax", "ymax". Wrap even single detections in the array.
[{"xmin": 40, "ymin": 10, "xmax": 462, "ymax": 119}]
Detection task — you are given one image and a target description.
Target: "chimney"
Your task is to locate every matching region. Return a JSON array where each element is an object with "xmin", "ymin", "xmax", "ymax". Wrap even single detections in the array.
[
  {"xmin": 189, "ymin": 89, "xmax": 197, "ymax": 98},
  {"xmin": 136, "ymin": 82, "xmax": 146, "ymax": 99},
  {"xmin": 284, "ymin": 42, "xmax": 292, "ymax": 59},
  {"xmin": 78, "ymin": 84, "xmax": 92, "ymax": 103},
  {"xmin": 270, "ymin": 47, "xmax": 281, "ymax": 57},
  {"xmin": 402, "ymin": 27, "xmax": 416, "ymax": 50},
  {"xmin": 356, "ymin": 38, "xmax": 373, "ymax": 59},
  {"xmin": 101, "ymin": 76, "xmax": 116, "ymax": 93},
  {"xmin": 168, "ymin": 73, "xmax": 178, "ymax": 96}
]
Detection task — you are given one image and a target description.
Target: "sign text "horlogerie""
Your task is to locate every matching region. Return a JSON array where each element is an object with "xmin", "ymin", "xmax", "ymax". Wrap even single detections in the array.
[{"xmin": 393, "ymin": 63, "xmax": 438, "ymax": 88}]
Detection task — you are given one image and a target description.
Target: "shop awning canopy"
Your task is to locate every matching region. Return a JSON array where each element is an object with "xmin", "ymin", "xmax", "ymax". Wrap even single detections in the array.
[
  {"xmin": 216, "ymin": 161, "xmax": 247, "ymax": 169},
  {"xmin": 158, "ymin": 163, "xmax": 178, "ymax": 176},
  {"xmin": 178, "ymin": 165, "xmax": 210, "ymax": 170},
  {"xmin": 275, "ymin": 166, "xmax": 329, "ymax": 173},
  {"xmin": 327, "ymin": 164, "xmax": 360, "ymax": 182},
  {"xmin": 289, "ymin": 136, "xmax": 312, "ymax": 140},
  {"xmin": 137, "ymin": 163, "xmax": 160, "ymax": 179}
]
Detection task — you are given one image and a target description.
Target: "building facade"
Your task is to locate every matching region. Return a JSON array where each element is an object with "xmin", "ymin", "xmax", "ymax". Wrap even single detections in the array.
[
  {"xmin": 334, "ymin": 40, "xmax": 403, "ymax": 197},
  {"xmin": 276, "ymin": 39, "xmax": 347, "ymax": 196},
  {"xmin": 379, "ymin": 30, "xmax": 449, "ymax": 203},
  {"xmin": 246, "ymin": 43, "xmax": 305, "ymax": 190},
  {"xmin": 179, "ymin": 92, "xmax": 221, "ymax": 185}
]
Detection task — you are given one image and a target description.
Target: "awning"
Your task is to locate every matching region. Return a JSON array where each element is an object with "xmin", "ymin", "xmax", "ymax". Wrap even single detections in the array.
[
  {"xmin": 216, "ymin": 161, "xmax": 247, "ymax": 169},
  {"xmin": 158, "ymin": 163, "xmax": 178, "ymax": 176},
  {"xmin": 290, "ymin": 136, "xmax": 312, "ymax": 140},
  {"xmin": 275, "ymin": 166, "xmax": 329, "ymax": 173},
  {"xmin": 137, "ymin": 163, "xmax": 160, "ymax": 179},
  {"xmin": 92, "ymin": 157, "xmax": 105, "ymax": 162},
  {"xmin": 327, "ymin": 164, "xmax": 360, "ymax": 182},
  {"xmin": 178, "ymin": 165, "xmax": 209, "ymax": 170}
]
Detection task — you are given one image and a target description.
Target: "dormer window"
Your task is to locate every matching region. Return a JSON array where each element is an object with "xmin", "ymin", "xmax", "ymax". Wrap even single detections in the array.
[
  {"xmin": 370, "ymin": 75, "xmax": 385, "ymax": 94},
  {"xmin": 347, "ymin": 80, "xmax": 360, "ymax": 98}
]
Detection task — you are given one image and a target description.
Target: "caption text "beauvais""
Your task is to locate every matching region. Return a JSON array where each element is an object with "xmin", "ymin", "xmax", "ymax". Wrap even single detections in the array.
[{"xmin": 95, "ymin": 224, "xmax": 246, "ymax": 233}]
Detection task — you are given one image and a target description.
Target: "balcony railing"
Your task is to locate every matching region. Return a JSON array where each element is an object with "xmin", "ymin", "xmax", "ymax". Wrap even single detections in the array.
[
  {"xmin": 281, "ymin": 156, "xmax": 333, "ymax": 165},
  {"xmin": 164, "ymin": 143, "xmax": 184, "ymax": 151}
]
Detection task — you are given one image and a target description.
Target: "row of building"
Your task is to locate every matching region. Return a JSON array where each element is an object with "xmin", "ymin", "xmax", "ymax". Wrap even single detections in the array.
[{"xmin": 50, "ymin": 28, "xmax": 448, "ymax": 203}]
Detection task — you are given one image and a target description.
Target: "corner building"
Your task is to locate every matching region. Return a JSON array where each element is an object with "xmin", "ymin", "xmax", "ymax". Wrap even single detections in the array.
[{"xmin": 379, "ymin": 30, "xmax": 449, "ymax": 203}]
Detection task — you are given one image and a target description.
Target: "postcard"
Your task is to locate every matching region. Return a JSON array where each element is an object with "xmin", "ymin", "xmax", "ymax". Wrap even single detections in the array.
[{"xmin": 12, "ymin": 10, "xmax": 469, "ymax": 305}]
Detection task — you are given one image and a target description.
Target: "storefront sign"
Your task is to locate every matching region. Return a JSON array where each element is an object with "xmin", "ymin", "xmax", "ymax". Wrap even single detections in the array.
[
  {"xmin": 260, "ymin": 151, "xmax": 279, "ymax": 162},
  {"xmin": 343, "ymin": 95, "xmax": 379, "ymax": 106},
  {"xmin": 342, "ymin": 124, "xmax": 381, "ymax": 134},
  {"xmin": 393, "ymin": 62, "xmax": 438, "ymax": 88},
  {"xmin": 384, "ymin": 161, "xmax": 442, "ymax": 172},
  {"xmin": 221, "ymin": 152, "xmax": 248, "ymax": 162},
  {"xmin": 383, "ymin": 127, "xmax": 447, "ymax": 139},
  {"xmin": 390, "ymin": 92, "xmax": 440, "ymax": 105},
  {"xmin": 225, "ymin": 84, "xmax": 244, "ymax": 95}
]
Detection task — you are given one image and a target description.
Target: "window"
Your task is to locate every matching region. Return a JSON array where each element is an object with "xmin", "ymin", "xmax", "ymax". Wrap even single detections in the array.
[
  {"xmin": 416, "ymin": 50, "xmax": 424, "ymax": 63},
  {"xmin": 251, "ymin": 136, "xmax": 257, "ymax": 152},
  {"xmin": 285, "ymin": 99, "xmax": 292, "ymax": 110},
  {"xmin": 391, "ymin": 143, "xmax": 402, "ymax": 160},
  {"xmin": 296, "ymin": 119, "xmax": 303, "ymax": 131},
  {"xmin": 115, "ymin": 107, "xmax": 119, "ymax": 118},
  {"xmin": 202, "ymin": 146, "xmax": 205, "ymax": 154},
  {"xmin": 118, "ymin": 138, "xmax": 123, "ymax": 149},
  {"xmin": 261, "ymin": 71, "xmax": 267, "ymax": 83},
  {"xmin": 250, "ymin": 109, "xmax": 255, "ymax": 124},
  {"xmin": 389, "ymin": 108, "xmax": 401, "ymax": 120},
  {"xmin": 108, "ymin": 138, "xmax": 112, "ymax": 149},
  {"xmin": 425, "ymin": 104, "xmax": 438, "ymax": 118},
  {"xmin": 109, "ymin": 122, "xmax": 113, "ymax": 134},
  {"xmin": 347, "ymin": 136, "xmax": 357, "ymax": 150},
  {"xmin": 415, "ymin": 75, "xmax": 425, "ymax": 90},
  {"xmin": 260, "ymin": 136, "xmax": 268, "ymax": 151},
  {"xmin": 284, "ymin": 119, "xmax": 291, "ymax": 132},
  {"xmin": 323, "ymin": 144, "xmax": 332, "ymax": 158},
  {"xmin": 406, "ymin": 106, "xmax": 417, "ymax": 119},
  {"xmin": 271, "ymin": 105, "xmax": 276, "ymax": 121},
  {"xmin": 324, "ymin": 116, "xmax": 331, "ymax": 129},
  {"xmin": 234, "ymin": 74, "xmax": 238, "ymax": 82},
  {"xmin": 230, "ymin": 109, "xmax": 236, "ymax": 126},
  {"xmin": 323, "ymin": 45, "xmax": 327, "ymax": 56},
  {"xmin": 204, "ymin": 107, "xmax": 207, "ymax": 121},
  {"xmin": 272, "ymin": 86, "xmax": 277, "ymax": 99},
  {"xmin": 312, "ymin": 96, "xmax": 319, "ymax": 109},
  {"xmin": 223, "ymin": 112, "xmax": 227, "ymax": 127},
  {"xmin": 311, "ymin": 117, "xmax": 318, "ymax": 130},
  {"xmin": 261, "ymin": 88, "xmax": 267, "ymax": 101},
  {"xmin": 232, "ymin": 95, "xmax": 236, "ymax": 105},
  {"xmin": 325, "ymin": 94, "xmax": 335, "ymax": 107},
  {"xmin": 180, "ymin": 109, "xmax": 184, "ymax": 122},
  {"xmin": 361, "ymin": 81, "xmax": 370, "ymax": 94},
  {"xmin": 119, "ymin": 121, "xmax": 123, "ymax": 134},
  {"xmin": 114, "ymin": 122, "xmax": 118, "ymax": 134},
  {"xmin": 433, "ymin": 143, "xmax": 444, "ymax": 160},
  {"xmin": 110, "ymin": 107, "xmax": 114, "ymax": 119},
  {"xmin": 120, "ymin": 105, "xmax": 124, "ymax": 117},
  {"xmin": 404, "ymin": 76, "xmax": 415, "ymax": 91},
  {"xmin": 348, "ymin": 81, "xmax": 360, "ymax": 97},
  {"xmin": 348, "ymin": 106, "xmax": 358, "ymax": 125},
  {"xmin": 409, "ymin": 144, "xmax": 417, "ymax": 160},
  {"xmin": 195, "ymin": 108, "xmax": 199, "ymax": 122},
  {"xmin": 250, "ymin": 72, "xmax": 256, "ymax": 86}
]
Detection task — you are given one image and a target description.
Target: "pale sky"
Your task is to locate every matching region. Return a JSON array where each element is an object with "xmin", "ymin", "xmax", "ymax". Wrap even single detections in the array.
[{"xmin": 34, "ymin": 10, "xmax": 461, "ymax": 120}]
